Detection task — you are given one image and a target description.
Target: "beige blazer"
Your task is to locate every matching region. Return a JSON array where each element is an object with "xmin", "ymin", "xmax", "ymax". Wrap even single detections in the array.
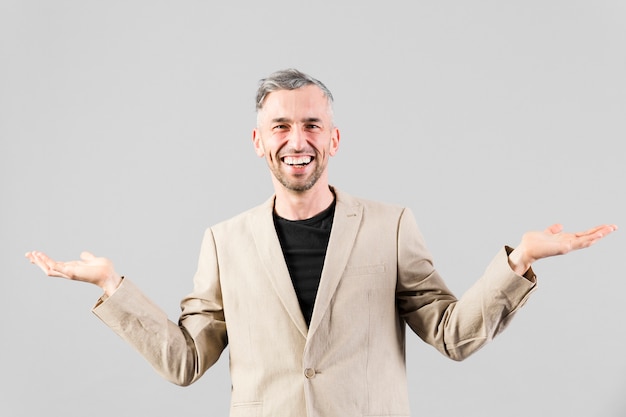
[{"xmin": 94, "ymin": 188, "xmax": 536, "ymax": 417}]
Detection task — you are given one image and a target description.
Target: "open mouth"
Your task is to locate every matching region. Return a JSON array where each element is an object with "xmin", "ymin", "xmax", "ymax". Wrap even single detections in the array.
[{"xmin": 282, "ymin": 155, "xmax": 313, "ymax": 167}]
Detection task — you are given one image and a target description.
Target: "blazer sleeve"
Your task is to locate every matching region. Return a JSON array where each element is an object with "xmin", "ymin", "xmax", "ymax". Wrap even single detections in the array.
[
  {"xmin": 92, "ymin": 228, "xmax": 228, "ymax": 386},
  {"xmin": 395, "ymin": 208, "xmax": 536, "ymax": 361}
]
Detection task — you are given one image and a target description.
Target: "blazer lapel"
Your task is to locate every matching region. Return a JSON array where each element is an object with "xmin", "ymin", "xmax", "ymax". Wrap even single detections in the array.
[
  {"xmin": 307, "ymin": 189, "xmax": 363, "ymax": 338},
  {"xmin": 249, "ymin": 196, "xmax": 308, "ymax": 339}
]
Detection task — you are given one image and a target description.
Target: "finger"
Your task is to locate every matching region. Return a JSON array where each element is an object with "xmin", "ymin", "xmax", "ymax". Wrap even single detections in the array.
[
  {"xmin": 589, "ymin": 224, "xmax": 618, "ymax": 241},
  {"xmin": 25, "ymin": 252, "xmax": 49, "ymax": 273},
  {"xmin": 26, "ymin": 250, "xmax": 47, "ymax": 263},
  {"xmin": 569, "ymin": 225, "xmax": 617, "ymax": 251},
  {"xmin": 575, "ymin": 224, "xmax": 617, "ymax": 239},
  {"xmin": 597, "ymin": 224, "xmax": 618, "ymax": 235},
  {"xmin": 28, "ymin": 251, "xmax": 61, "ymax": 276},
  {"xmin": 32, "ymin": 251, "xmax": 54, "ymax": 270},
  {"xmin": 51, "ymin": 261, "xmax": 77, "ymax": 279}
]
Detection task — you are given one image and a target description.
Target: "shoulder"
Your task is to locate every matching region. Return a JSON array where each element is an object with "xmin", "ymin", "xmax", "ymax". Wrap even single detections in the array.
[
  {"xmin": 208, "ymin": 195, "xmax": 274, "ymax": 235},
  {"xmin": 333, "ymin": 186, "xmax": 408, "ymax": 218}
]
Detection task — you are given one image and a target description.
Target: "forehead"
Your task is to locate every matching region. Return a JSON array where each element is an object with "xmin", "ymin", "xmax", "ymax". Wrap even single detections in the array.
[{"xmin": 259, "ymin": 85, "xmax": 331, "ymax": 119}]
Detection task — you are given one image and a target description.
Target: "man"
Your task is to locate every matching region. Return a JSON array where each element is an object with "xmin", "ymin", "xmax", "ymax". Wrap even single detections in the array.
[{"xmin": 26, "ymin": 69, "xmax": 617, "ymax": 417}]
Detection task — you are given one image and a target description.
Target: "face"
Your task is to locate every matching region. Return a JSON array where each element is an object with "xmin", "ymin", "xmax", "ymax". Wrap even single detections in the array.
[{"xmin": 253, "ymin": 85, "xmax": 340, "ymax": 193}]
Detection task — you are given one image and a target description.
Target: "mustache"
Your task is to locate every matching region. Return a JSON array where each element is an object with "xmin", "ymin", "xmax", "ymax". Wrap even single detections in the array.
[{"xmin": 277, "ymin": 147, "xmax": 317, "ymax": 157}]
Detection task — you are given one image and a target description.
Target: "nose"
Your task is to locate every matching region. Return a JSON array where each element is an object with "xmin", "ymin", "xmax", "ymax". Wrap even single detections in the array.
[{"xmin": 287, "ymin": 126, "xmax": 307, "ymax": 151}]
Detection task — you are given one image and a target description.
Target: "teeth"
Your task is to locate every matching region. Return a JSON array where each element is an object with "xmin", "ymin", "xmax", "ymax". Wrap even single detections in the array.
[{"xmin": 283, "ymin": 156, "xmax": 312, "ymax": 165}]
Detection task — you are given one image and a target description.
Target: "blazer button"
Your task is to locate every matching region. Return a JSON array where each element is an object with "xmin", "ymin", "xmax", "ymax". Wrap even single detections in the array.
[{"xmin": 304, "ymin": 368, "xmax": 316, "ymax": 379}]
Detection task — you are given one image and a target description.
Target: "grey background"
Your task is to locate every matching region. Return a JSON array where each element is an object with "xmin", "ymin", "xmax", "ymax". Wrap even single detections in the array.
[{"xmin": 1, "ymin": 1, "xmax": 624, "ymax": 416}]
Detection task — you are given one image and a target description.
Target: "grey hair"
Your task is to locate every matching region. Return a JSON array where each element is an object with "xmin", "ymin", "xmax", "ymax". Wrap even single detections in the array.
[{"xmin": 255, "ymin": 68, "xmax": 334, "ymax": 112}]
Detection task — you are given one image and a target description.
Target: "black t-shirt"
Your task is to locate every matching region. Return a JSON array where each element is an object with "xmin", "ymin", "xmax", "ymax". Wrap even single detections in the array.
[{"xmin": 273, "ymin": 200, "xmax": 335, "ymax": 326}]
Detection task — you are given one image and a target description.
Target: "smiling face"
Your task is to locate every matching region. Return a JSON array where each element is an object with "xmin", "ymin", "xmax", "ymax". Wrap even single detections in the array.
[{"xmin": 253, "ymin": 85, "xmax": 340, "ymax": 195}]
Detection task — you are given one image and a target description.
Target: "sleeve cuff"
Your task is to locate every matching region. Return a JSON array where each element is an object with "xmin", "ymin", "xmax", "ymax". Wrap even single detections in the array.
[
  {"xmin": 94, "ymin": 276, "xmax": 125, "ymax": 308},
  {"xmin": 505, "ymin": 246, "xmax": 537, "ymax": 283}
]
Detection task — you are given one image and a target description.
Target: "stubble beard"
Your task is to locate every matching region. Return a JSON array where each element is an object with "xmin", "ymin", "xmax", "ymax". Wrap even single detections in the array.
[{"xmin": 269, "ymin": 155, "xmax": 326, "ymax": 192}]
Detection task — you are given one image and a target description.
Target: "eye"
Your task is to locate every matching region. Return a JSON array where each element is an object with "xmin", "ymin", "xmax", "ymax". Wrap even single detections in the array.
[
  {"xmin": 272, "ymin": 124, "xmax": 288, "ymax": 131},
  {"xmin": 306, "ymin": 124, "xmax": 320, "ymax": 130}
]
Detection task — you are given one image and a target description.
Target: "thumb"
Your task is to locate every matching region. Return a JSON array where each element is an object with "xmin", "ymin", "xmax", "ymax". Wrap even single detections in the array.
[
  {"xmin": 546, "ymin": 223, "xmax": 563, "ymax": 235},
  {"xmin": 80, "ymin": 251, "xmax": 96, "ymax": 262}
]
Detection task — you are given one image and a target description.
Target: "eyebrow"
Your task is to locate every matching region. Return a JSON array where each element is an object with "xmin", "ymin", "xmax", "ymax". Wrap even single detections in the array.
[{"xmin": 270, "ymin": 117, "xmax": 323, "ymax": 124}]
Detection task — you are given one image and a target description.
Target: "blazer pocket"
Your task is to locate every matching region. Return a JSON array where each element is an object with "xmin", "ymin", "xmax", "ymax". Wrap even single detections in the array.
[
  {"xmin": 231, "ymin": 401, "xmax": 262, "ymax": 417},
  {"xmin": 343, "ymin": 263, "xmax": 386, "ymax": 277}
]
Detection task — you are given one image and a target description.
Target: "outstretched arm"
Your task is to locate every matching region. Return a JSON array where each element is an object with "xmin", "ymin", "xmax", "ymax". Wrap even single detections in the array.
[
  {"xmin": 25, "ymin": 251, "xmax": 122, "ymax": 296},
  {"xmin": 507, "ymin": 223, "xmax": 618, "ymax": 276},
  {"xmin": 25, "ymin": 232, "xmax": 229, "ymax": 387}
]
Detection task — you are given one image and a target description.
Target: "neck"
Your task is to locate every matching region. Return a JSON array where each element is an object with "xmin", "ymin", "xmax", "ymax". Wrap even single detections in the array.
[{"xmin": 273, "ymin": 183, "xmax": 335, "ymax": 220}]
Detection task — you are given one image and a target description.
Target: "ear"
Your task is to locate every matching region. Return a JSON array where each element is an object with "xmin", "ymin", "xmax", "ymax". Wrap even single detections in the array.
[
  {"xmin": 252, "ymin": 128, "xmax": 265, "ymax": 157},
  {"xmin": 329, "ymin": 127, "xmax": 340, "ymax": 157}
]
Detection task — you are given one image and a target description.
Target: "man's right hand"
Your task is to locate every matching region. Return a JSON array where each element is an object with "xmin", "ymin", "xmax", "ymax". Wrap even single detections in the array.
[{"xmin": 25, "ymin": 251, "xmax": 122, "ymax": 296}]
